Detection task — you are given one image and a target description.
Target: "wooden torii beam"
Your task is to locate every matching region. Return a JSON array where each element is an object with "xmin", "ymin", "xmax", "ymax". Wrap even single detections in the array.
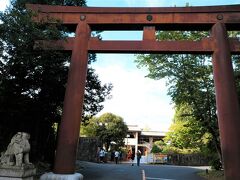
[
  {"xmin": 27, "ymin": 4, "xmax": 240, "ymax": 31},
  {"xmin": 27, "ymin": 4, "xmax": 240, "ymax": 180},
  {"xmin": 35, "ymin": 37, "xmax": 240, "ymax": 54}
]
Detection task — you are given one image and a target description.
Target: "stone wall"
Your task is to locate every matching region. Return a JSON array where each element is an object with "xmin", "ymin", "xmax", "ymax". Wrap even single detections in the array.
[
  {"xmin": 77, "ymin": 137, "xmax": 100, "ymax": 162},
  {"xmin": 167, "ymin": 153, "xmax": 209, "ymax": 166}
]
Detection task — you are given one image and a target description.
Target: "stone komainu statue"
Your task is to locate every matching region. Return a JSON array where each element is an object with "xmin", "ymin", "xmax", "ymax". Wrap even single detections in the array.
[{"xmin": 0, "ymin": 132, "xmax": 31, "ymax": 166}]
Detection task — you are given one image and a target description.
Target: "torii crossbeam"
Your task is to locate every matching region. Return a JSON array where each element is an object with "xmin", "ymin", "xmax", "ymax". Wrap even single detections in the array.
[{"xmin": 27, "ymin": 4, "xmax": 240, "ymax": 180}]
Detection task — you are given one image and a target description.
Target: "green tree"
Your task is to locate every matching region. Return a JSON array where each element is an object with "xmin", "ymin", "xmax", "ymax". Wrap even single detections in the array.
[
  {"xmin": 164, "ymin": 103, "xmax": 212, "ymax": 153},
  {"xmin": 82, "ymin": 113, "xmax": 128, "ymax": 151},
  {"xmin": 151, "ymin": 144, "xmax": 162, "ymax": 153},
  {"xmin": 0, "ymin": 0, "xmax": 112, "ymax": 162},
  {"xmin": 135, "ymin": 30, "xmax": 221, "ymax": 165}
]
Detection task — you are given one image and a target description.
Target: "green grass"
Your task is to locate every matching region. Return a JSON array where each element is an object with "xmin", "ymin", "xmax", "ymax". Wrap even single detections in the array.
[{"xmin": 198, "ymin": 170, "xmax": 224, "ymax": 180}]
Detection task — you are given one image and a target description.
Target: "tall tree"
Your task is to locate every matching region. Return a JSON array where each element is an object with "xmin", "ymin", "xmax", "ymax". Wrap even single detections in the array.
[
  {"xmin": 164, "ymin": 103, "xmax": 212, "ymax": 153},
  {"xmin": 0, "ymin": 0, "xmax": 112, "ymax": 162},
  {"xmin": 135, "ymin": 30, "xmax": 222, "ymax": 164},
  {"xmin": 81, "ymin": 113, "xmax": 128, "ymax": 151}
]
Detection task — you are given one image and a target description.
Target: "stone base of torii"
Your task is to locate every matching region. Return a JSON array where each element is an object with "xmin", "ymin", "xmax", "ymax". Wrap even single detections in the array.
[{"xmin": 40, "ymin": 172, "xmax": 83, "ymax": 180}]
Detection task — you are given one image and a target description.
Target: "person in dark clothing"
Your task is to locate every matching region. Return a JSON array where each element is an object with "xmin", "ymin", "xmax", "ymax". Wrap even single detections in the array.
[
  {"xmin": 111, "ymin": 151, "xmax": 114, "ymax": 161},
  {"xmin": 137, "ymin": 150, "xmax": 141, "ymax": 166},
  {"xmin": 119, "ymin": 151, "xmax": 122, "ymax": 163},
  {"xmin": 131, "ymin": 151, "xmax": 135, "ymax": 166}
]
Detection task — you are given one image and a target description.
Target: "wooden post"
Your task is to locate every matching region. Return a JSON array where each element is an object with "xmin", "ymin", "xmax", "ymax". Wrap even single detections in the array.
[
  {"xmin": 143, "ymin": 26, "xmax": 156, "ymax": 41},
  {"xmin": 212, "ymin": 22, "xmax": 240, "ymax": 180},
  {"xmin": 53, "ymin": 22, "xmax": 90, "ymax": 174}
]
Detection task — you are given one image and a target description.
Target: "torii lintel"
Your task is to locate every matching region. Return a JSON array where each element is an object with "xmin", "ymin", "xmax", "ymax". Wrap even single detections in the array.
[{"xmin": 26, "ymin": 4, "xmax": 240, "ymax": 31}]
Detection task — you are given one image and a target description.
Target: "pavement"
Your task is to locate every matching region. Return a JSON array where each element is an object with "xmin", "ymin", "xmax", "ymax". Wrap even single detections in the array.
[{"xmin": 76, "ymin": 161, "xmax": 208, "ymax": 180}]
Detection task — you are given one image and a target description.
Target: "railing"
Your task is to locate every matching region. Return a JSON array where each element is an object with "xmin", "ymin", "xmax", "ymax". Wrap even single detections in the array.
[{"xmin": 138, "ymin": 141, "xmax": 152, "ymax": 150}]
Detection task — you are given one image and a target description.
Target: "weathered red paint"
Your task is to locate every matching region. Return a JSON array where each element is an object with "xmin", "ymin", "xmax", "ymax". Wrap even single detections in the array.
[
  {"xmin": 35, "ymin": 37, "xmax": 240, "ymax": 54},
  {"xmin": 88, "ymin": 39, "xmax": 214, "ymax": 54},
  {"xmin": 26, "ymin": 4, "xmax": 240, "ymax": 31},
  {"xmin": 212, "ymin": 22, "xmax": 240, "ymax": 180},
  {"xmin": 53, "ymin": 22, "xmax": 90, "ymax": 174},
  {"xmin": 143, "ymin": 26, "xmax": 156, "ymax": 41},
  {"xmin": 27, "ymin": 4, "xmax": 240, "ymax": 179}
]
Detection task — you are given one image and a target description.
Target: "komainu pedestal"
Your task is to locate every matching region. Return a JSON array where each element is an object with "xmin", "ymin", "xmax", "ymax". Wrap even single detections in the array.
[
  {"xmin": 0, "ymin": 164, "xmax": 36, "ymax": 180},
  {"xmin": 0, "ymin": 132, "xmax": 36, "ymax": 180}
]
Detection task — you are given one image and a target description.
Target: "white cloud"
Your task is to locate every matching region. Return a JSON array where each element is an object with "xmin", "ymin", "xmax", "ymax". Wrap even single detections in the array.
[
  {"xmin": 92, "ymin": 54, "xmax": 174, "ymax": 131},
  {"xmin": 0, "ymin": 0, "xmax": 10, "ymax": 11}
]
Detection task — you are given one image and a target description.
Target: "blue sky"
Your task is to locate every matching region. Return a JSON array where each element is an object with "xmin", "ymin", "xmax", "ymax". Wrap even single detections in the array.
[
  {"xmin": 1, "ymin": 0, "xmax": 239, "ymax": 131},
  {"xmin": 87, "ymin": 0, "xmax": 239, "ymax": 7}
]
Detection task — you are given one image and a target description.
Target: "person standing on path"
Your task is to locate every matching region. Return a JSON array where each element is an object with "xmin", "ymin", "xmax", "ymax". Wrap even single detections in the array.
[
  {"xmin": 99, "ymin": 148, "xmax": 105, "ymax": 163},
  {"xmin": 131, "ymin": 151, "xmax": 135, "ymax": 166},
  {"xmin": 137, "ymin": 150, "xmax": 141, "ymax": 166},
  {"xmin": 114, "ymin": 150, "xmax": 120, "ymax": 164}
]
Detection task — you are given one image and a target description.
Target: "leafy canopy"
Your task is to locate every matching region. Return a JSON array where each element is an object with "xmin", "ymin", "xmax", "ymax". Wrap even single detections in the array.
[
  {"xmin": 0, "ymin": 0, "xmax": 112, "ymax": 162},
  {"xmin": 135, "ymin": 30, "xmax": 221, "ymax": 161},
  {"xmin": 81, "ymin": 113, "xmax": 128, "ymax": 151}
]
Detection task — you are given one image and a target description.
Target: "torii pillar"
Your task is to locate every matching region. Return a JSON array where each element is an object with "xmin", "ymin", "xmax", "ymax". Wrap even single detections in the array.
[
  {"xmin": 212, "ymin": 22, "xmax": 240, "ymax": 180},
  {"xmin": 40, "ymin": 22, "xmax": 90, "ymax": 180},
  {"xmin": 53, "ymin": 21, "xmax": 90, "ymax": 175}
]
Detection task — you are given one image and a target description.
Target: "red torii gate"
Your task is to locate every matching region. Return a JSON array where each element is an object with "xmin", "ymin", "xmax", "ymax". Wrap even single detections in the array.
[{"xmin": 27, "ymin": 4, "xmax": 240, "ymax": 179}]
